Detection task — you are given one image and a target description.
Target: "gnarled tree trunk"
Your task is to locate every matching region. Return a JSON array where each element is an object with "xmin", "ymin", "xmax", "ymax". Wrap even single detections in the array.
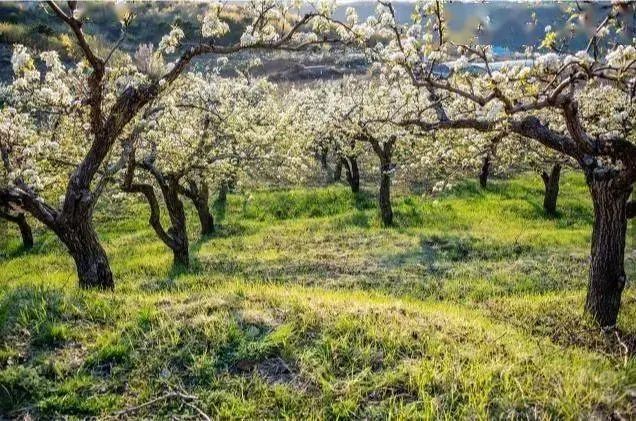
[
  {"xmin": 541, "ymin": 163, "xmax": 561, "ymax": 216},
  {"xmin": 58, "ymin": 218, "xmax": 113, "ymax": 289},
  {"xmin": 160, "ymin": 177, "xmax": 189, "ymax": 267},
  {"xmin": 584, "ymin": 179, "xmax": 631, "ymax": 327}
]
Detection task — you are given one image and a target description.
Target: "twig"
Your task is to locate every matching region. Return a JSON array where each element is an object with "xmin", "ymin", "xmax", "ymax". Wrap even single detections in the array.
[
  {"xmin": 184, "ymin": 402, "xmax": 212, "ymax": 421},
  {"xmin": 614, "ymin": 330, "xmax": 629, "ymax": 367},
  {"xmin": 111, "ymin": 391, "xmax": 198, "ymax": 418}
]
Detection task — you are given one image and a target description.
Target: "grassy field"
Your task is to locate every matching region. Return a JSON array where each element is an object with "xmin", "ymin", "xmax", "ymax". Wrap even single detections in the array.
[{"xmin": 0, "ymin": 172, "xmax": 635, "ymax": 419}]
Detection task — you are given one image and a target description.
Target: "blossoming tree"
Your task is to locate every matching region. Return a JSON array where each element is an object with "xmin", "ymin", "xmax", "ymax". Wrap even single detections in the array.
[
  {"xmin": 370, "ymin": 0, "xmax": 636, "ymax": 325},
  {"xmin": 120, "ymin": 72, "xmax": 278, "ymax": 267},
  {"xmin": 0, "ymin": 0, "xmax": 362, "ymax": 289}
]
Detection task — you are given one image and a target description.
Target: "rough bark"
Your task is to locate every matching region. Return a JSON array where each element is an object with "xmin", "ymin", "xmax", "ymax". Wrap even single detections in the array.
[
  {"xmin": 58, "ymin": 220, "xmax": 114, "ymax": 289},
  {"xmin": 0, "ymin": 210, "xmax": 34, "ymax": 250},
  {"xmin": 541, "ymin": 163, "xmax": 561, "ymax": 216},
  {"xmin": 584, "ymin": 179, "xmax": 631, "ymax": 327},
  {"xmin": 479, "ymin": 154, "xmax": 491, "ymax": 188},
  {"xmin": 158, "ymin": 177, "xmax": 190, "ymax": 267},
  {"xmin": 343, "ymin": 157, "xmax": 360, "ymax": 193}
]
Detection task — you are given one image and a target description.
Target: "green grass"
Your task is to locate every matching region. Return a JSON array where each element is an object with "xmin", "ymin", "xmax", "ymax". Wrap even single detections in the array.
[{"xmin": 0, "ymin": 172, "xmax": 634, "ymax": 419}]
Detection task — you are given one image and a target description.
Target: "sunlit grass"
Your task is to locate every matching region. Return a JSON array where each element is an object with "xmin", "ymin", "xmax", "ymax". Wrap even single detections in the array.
[{"xmin": 0, "ymin": 172, "xmax": 634, "ymax": 418}]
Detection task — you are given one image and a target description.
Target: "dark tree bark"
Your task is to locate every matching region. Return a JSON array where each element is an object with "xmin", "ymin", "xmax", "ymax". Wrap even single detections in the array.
[
  {"xmin": 342, "ymin": 157, "xmax": 360, "ymax": 193},
  {"xmin": 368, "ymin": 136, "xmax": 396, "ymax": 227},
  {"xmin": 121, "ymin": 148, "xmax": 190, "ymax": 268},
  {"xmin": 584, "ymin": 179, "xmax": 631, "ymax": 327},
  {"xmin": 479, "ymin": 154, "xmax": 491, "ymax": 188},
  {"xmin": 0, "ymin": 209, "xmax": 34, "ymax": 250},
  {"xmin": 0, "ymin": 2, "xmax": 332, "ymax": 289},
  {"xmin": 194, "ymin": 197, "xmax": 214, "ymax": 236},
  {"xmin": 333, "ymin": 158, "xmax": 343, "ymax": 182},
  {"xmin": 58, "ymin": 220, "xmax": 114, "ymax": 289},
  {"xmin": 160, "ymin": 177, "xmax": 189, "ymax": 267},
  {"xmin": 541, "ymin": 163, "xmax": 561, "ymax": 216},
  {"xmin": 379, "ymin": 163, "xmax": 393, "ymax": 226},
  {"xmin": 180, "ymin": 179, "xmax": 214, "ymax": 236}
]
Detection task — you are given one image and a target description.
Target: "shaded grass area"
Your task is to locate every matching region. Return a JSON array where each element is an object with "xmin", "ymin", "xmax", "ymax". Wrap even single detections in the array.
[{"xmin": 0, "ymin": 172, "xmax": 635, "ymax": 419}]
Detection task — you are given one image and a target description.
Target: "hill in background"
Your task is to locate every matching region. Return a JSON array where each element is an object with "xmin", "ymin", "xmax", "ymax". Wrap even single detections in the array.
[{"xmin": 0, "ymin": 1, "xmax": 633, "ymax": 82}]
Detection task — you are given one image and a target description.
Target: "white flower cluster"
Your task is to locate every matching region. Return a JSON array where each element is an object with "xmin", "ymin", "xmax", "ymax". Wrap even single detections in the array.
[
  {"xmin": 202, "ymin": 4, "xmax": 230, "ymax": 39},
  {"xmin": 158, "ymin": 26, "xmax": 184, "ymax": 55},
  {"xmin": 535, "ymin": 52, "xmax": 561, "ymax": 72},
  {"xmin": 240, "ymin": 23, "xmax": 279, "ymax": 47},
  {"xmin": 11, "ymin": 44, "xmax": 32, "ymax": 75},
  {"xmin": 606, "ymin": 45, "xmax": 636, "ymax": 69}
]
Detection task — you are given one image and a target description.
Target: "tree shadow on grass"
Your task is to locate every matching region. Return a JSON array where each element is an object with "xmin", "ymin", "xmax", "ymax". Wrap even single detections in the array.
[{"xmin": 380, "ymin": 234, "xmax": 532, "ymax": 272}]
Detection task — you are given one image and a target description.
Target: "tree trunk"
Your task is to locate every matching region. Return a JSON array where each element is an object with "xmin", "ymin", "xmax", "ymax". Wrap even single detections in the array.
[
  {"xmin": 333, "ymin": 158, "xmax": 342, "ymax": 182},
  {"xmin": 162, "ymin": 179, "xmax": 189, "ymax": 268},
  {"xmin": 379, "ymin": 163, "xmax": 393, "ymax": 226},
  {"xmin": 584, "ymin": 180, "xmax": 631, "ymax": 327},
  {"xmin": 16, "ymin": 214, "xmax": 33, "ymax": 250},
  {"xmin": 541, "ymin": 163, "xmax": 561, "ymax": 216},
  {"xmin": 187, "ymin": 181, "xmax": 214, "ymax": 236},
  {"xmin": 0, "ymin": 211, "xmax": 33, "ymax": 250},
  {"xmin": 195, "ymin": 199, "xmax": 214, "ymax": 236},
  {"xmin": 479, "ymin": 154, "xmax": 491, "ymax": 188},
  {"xmin": 344, "ymin": 157, "xmax": 360, "ymax": 193},
  {"xmin": 217, "ymin": 182, "xmax": 228, "ymax": 206},
  {"xmin": 59, "ymin": 221, "xmax": 114, "ymax": 290}
]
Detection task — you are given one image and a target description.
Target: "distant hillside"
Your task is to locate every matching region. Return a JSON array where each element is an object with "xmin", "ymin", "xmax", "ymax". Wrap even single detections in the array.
[
  {"xmin": 335, "ymin": 1, "xmax": 634, "ymax": 53},
  {"xmin": 0, "ymin": 1, "xmax": 633, "ymax": 83}
]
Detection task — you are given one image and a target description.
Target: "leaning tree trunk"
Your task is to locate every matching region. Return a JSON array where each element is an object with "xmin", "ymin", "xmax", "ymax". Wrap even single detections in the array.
[
  {"xmin": 479, "ymin": 154, "xmax": 491, "ymax": 188},
  {"xmin": 379, "ymin": 163, "xmax": 393, "ymax": 226},
  {"xmin": 15, "ymin": 214, "xmax": 33, "ymax": 250},
  {"xmin": 0, "ymin": 211, "xmax": 33, "ymax": 250},
  {"xmin": 162, "ymin": 179, "xmax": 190, "ymax": 268},
  {"xmin": 584, "ymin": 179, "xmax": 631, "ymax": 327},
  {"xmin": 58, "ymin": 219, "xmax": 114, "ymax": 289},
  {"xmin": 344, "ymin": 157, "xmax": 360, "ymax": 193},
  {"xmin": 541, "ymin": 163, "xmax": 561, "ymax": 216}
]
